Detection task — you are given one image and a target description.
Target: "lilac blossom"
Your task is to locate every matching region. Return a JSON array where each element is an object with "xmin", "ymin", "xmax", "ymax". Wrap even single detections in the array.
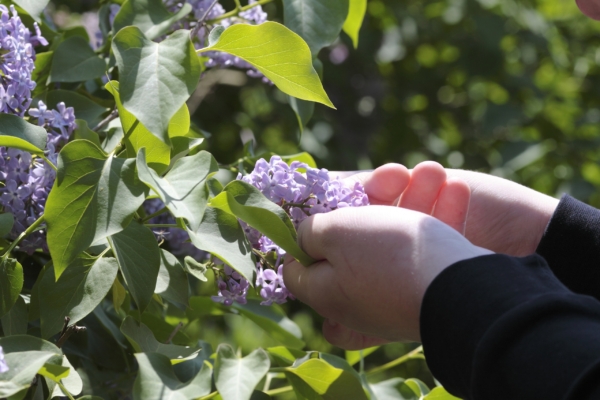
[
  {"xmin": 211, "ymin": 265, "xmax": 249, "ymax": 306},
  {"xmin": 0, "ymin": 101, "xmax": 76, "ymax": 254},
  {"xmin": 0, "ymin": 5, "xmax": 47, "ymax": 116},
  {"xmin": 212, "ymin": 156, "xmax": 369, "ymax": 307}
]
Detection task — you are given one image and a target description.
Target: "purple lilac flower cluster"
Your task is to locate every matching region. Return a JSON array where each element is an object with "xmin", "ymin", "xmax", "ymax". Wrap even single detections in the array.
[
  {"xmin": 144, "ymin": 198, "xmax": 207, "ymax": 261},
  {"xmin": 0, "ymin": 101, "xmax": 76, "ymax": 253},
  {"xmin": 211, "ymin": 156, "xmax": 370, "ymax": 306},
  {"xmin": 0, "ymin": 5, "xmax": 47, "ymax": 116}
]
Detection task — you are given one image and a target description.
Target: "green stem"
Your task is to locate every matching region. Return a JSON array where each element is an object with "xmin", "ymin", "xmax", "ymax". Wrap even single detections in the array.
[
  {"xmin": 40, "ymin": 154, "xmax": 57, "ymax": 171},
  {"xmin": 365, "ymin": 346, "xmax": 424, "ymax": 376},
  {"xmin": 57, "ymin": 381, "xmax": 76, "ymax": 400},
  {"xmin": 142, "ymin": 206, "xmax": 168, "ymax": 222},
  {"xmin": 265, "ymin": 385, "xmax": 293, "ymax": 396},
  {"xmin": 204, "ymin": 0, "xmax": 275, "ymax": 26},
  {"xmin": 144, "ymin": 224, "xmax": 179, "ymax": 229},
  {"xmin": 2, "ymin": 214, "xmax": 45, "ymax": 258},
  {"xmin": 233, "ymin": 0, "xmax": 242, "ymax": 9}
]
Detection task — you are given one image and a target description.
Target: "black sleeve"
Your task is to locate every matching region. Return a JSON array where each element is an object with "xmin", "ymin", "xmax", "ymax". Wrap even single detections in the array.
[
  {"xmin": 420, "ymin": 254, "xmax": 600, "ymax": 400},
  {"xmin": 536, "ymin": 195, "xmax": 600, "ymax": 301}
]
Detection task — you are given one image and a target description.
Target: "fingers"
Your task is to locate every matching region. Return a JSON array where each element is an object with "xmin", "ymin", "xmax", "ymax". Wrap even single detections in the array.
[
  {"xmin": 399, "ymin": 161, "xmax": 446, "ymax": 214},
  {"xmin": 283, "ymin": 255, "xmax": 336, "ymax": 309},
  {"xmin": 363, "ymin": 163, "xmax": 410, "ymax": 206},
  {"xmin": 322, "ymin": 320, "xmax": 390, "ymax": 350},
  {"xmin": 433, "ymin": 178, "xmax": 471, "ymax": 235}
]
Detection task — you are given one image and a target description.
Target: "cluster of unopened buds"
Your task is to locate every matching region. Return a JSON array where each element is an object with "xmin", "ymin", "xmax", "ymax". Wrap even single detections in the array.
[{"xmin": 211, "ymin": 156, "xmax": 369, "ymax": 306}]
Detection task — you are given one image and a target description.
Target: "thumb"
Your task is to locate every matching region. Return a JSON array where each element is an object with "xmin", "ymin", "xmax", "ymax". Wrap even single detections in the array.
[{"xmin": 282, "ymin": 254, "xmax": 335, "ymax": 309}]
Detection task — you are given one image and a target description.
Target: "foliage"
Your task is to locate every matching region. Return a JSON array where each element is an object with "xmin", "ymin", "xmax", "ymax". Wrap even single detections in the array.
[{"xmin": 0, "ymin": 0, "xmax": 446, "ymax": 398}]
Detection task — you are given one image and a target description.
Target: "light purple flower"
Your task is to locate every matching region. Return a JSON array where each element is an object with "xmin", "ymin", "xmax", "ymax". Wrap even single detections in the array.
[{"xmin": 0, "ymin": 346, "xmax": 8, "ymax": 373}]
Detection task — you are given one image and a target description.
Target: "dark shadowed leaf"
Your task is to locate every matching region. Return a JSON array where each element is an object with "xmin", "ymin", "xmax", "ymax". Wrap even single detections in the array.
[
  {"xmin": 0, "ymin": 258, "xmax": 23, "ymax": 319},
  {"xmin": 49, "ymin": 36, "xmax": 106, "ymax": 83}
]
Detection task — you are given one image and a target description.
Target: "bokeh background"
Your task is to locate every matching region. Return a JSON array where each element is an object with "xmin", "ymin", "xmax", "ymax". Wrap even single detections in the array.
[{"xmin": 42, "ymin": 0, "xmax": 600, "ymax": 395}]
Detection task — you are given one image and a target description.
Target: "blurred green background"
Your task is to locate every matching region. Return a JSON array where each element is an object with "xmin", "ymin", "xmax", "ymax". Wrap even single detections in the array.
[{"xmin": 47, "ymin": 0, "xmax": 600, "ymax": 395}]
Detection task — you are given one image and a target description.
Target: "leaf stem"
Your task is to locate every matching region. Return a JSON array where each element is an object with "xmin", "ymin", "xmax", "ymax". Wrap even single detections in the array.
[
  {"xmin": 2, "ymin": 214, "xmax": 45, "ymax": 258},
  {"xmin": 57, "ymin": 381, "xmax": 76, "ymax": 400},
  {"xmin": 205, "ymin": 0, "xmax": 274, "ymax": 25},
  {"xmin": 190, "ymin": 0, "xmax": 220, "ymax": 39},
  {"xmin": 365, "ymin": 346, "xmax": 424, "ymax": 376},
  {"xmin": 142, "ymin": 206, "xmax": 169, "ymax": 222},
  {"xmin": 265, "ymin": 385, "xmax": 293, "ymax": 396},
  {"xmin": 40, "ymin": 154, "xmax": 57, "ymax": 171},
  {"xmin": 93, "ymin": 109, "xmax": 119, "ymax": 132},
  {"xmin": 198, "ymin": 392, "xmax": 218, "ymax": 400},
  {"xmin": 165, "ymin": 322, "xmax": 184, "ymax": 344}
]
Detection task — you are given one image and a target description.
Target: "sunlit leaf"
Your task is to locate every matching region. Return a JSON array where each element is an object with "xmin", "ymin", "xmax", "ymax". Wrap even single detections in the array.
[
  {"xmin": 343, "ymin": 0, "xmax": 367, "ymax": 48},
  {"xmin": 137, "ymin": 148, "xmax": 218, "ymax": 231},
  {"xmin": 210, "ymin": 180, "xmax": 314, "ymax": 266},
  {"xmin": 133, "ymin": 352, "xmax": 212, "ymax": 400},
  {"xmin": 214, "ymin": 344, "xmax": 270, "ymax": 400},
  {"xmin": 112, "ymin": 27, "xmax": 201, "ymax": 143},
  {"xmin": 13, "ymin": 0, "xmax": 50, "ymax": 22},
  {"xmin": 186, "ymin": 207, "xmax": 255, "ymax": 283},
  {"xmin": 45, "ymin": 140, "xmax": 147, "ymax": 277},
  {"xmin": 200, "ymin": 22, "xmax": 334, "ymax": 108}
]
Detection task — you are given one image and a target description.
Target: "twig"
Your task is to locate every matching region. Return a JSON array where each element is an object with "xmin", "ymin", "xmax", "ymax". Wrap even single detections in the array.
[
  {"xmin": 55, "ymin": 317, "xmax": 87, "ymax": 348},
  {"xmin": 206, "ymin": 0, "xmax": 274, "ymax": 25},
  {"xmin": 190, "ymin": 0, "xmax": 220, "ymax": 40},
  {"xmin": 165, "ymin": 322, "xmax": 184, "ymax": 344},
  {"xmin": 93, "ymin": 109, "xmax": 119, "ymax": 132}
]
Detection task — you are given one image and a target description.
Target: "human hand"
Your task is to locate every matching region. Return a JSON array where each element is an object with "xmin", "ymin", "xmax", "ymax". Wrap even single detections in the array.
[
  {"xmin": 348, "ymin": 164, "xmax": 558, "ymax": 256},
  {"xmin": 282, "ymin": 206, "xmax": 493, "ymax": 346},
  {"xmin": 342, "ymin": 162, "xmax": 471, "ymax": 233}
]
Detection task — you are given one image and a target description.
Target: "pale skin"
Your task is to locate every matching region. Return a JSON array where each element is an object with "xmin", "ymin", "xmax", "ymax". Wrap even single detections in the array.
[{"xmin": 283, "ymin": 162, "xmax": 559, "ymax": 349}]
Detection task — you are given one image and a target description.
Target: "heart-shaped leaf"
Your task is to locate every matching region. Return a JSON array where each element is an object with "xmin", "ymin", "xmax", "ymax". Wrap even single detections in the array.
[{"xmin": 214, "ymin": 344, "xmax": 270, "ymax": 400}]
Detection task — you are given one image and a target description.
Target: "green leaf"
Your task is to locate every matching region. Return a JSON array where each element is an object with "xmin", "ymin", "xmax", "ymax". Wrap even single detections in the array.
[
  {"xmin": 0, "ymin": 259, "xmax": 23, "ymax": 319},
  {"xmin": 214, "ymin": 344, "xmax": 270, "ymax": 400},
  {"xmin": 369, "ymin": 378, "xmax": 430, "ymax": 400},
  {"xmin": 289, "ymin": 96, "xmax": 315, "ymax": 132},
  {"xmin": 133, "ymin": 352, "xmax": 212, "ymax": 400},
  {"xmin": 0, "ymin": 114, "xmax": 47, "ymax": 154},
  {"xmin": 183, "ymin": 256, "xmax": 208, "ymax": 282},
  {"xmin": 424, "ymin": 387, "xmax": 461, "ymax": 400},
  {"xmin": 49, "ymin": 36, "xmax": 106, "ymax": 83},
  {"xmin": 12, "ymin": 0, "xmax": 50, "ymax": 22},
  {"xmin": 45, "ymin": 140, "xmax": 147, "ymax": 277},
  {"xmin": 31, "ymin": 51, "xmax": 53, "ymax": 96},
  {"xmin": 39, "ymin": 257, "xmax": 119, "ymax": 338},
  {"xmin": 107, "ymin": 221, "xmax": 161, "ymax": 313},
  {"xmin": 112, "ymin": 27, "xmax": 201, "ymax": 143},
  {"xmin": 186, "ymin": 207, "xmax": 255, "ymax": 283},
  {"xmin": 156, "ymin": 250, "xmax": 189, "ymax": 306},
  {"xmin": 73, "ymin": 119, "xmax": 101, "ymax": 147},
  {"xmin": 233, "ymin": 300, "xmax": 305, "ymax": 349},
  {"xmin": 121, "ymin": 316, "xmax": 199, "ymax": 363},
  {"xmin": 0, "ymin": 335, "xmax": 62, "ymax": 398},
  {"xmin": 267, "ymin": 346, "xmax": 306, "ymax": 367},
  {"xmin": 46, "ymin": 90, "xmax": 110, "ymax": 126},
  {"xmin": 345, "ymin": 347, "xmax": 379, "ymax": 367},
  {"xmin": 1, "ymin": 295, "xmax": 27, "ymax": 336},
  {"xmin": 210, "ymin": 180, "xmax": 314, "ymax": 266},
  {"xmin": 199, "ymin": 22, "xmax": 334, "ymax": 108},
  {"xmin": 113, "ymin": 0, "xmax": 193, "ymax": 40},
  {"xmin": 105, "ymin": 81, "xmax": 172, "ymax": 174},
  {"xmin": 343, "ymin": 0, "xmax": 367, "ymax": 48},
  {"xmin": 46, "ymin": 356, "xmax": 83, "ymax": 397},
  {"xmin": 137, "ymin": 149, "xmax": 218, "ymax": 231},
  {"xmin": 283, "ymin": 0, "xmax": 349, "ymax": 56},
  {"xmin": 38, "ymin": 363, "xmax": 70, "ymax": 382},
  {"xmin": 0, "ymin": 213, "xmax": 14, "ymax": 238}
]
